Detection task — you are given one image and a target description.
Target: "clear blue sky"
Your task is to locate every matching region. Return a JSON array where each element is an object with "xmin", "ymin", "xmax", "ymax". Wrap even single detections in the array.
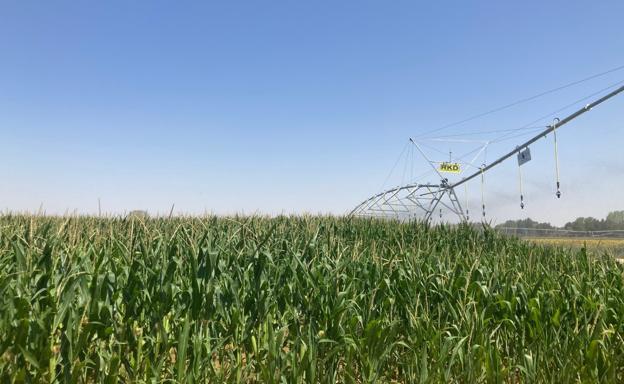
[{"xmin": 1, "ymin": 1, "xmax": 623, "ymax": 224}]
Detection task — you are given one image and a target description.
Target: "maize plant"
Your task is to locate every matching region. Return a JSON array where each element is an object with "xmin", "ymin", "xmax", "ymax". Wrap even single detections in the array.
[{"xmin": 1, "ymin": 215, "xmax": 623, "ymax": 382}]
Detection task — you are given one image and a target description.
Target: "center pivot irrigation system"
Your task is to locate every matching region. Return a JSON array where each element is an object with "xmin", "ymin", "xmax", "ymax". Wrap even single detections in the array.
[{"xmin": 350, "ymin": 83, "xmax": 624, "ymax": 222}]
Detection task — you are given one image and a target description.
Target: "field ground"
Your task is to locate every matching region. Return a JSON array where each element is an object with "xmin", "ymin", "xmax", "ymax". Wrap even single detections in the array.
[
  {"xmin": 2, "ymin": 216, "xmax": 624, "ymax": 382},
  {"xmin": 525, "ymin": 237, "xmax": 624, "ymax": 259}
]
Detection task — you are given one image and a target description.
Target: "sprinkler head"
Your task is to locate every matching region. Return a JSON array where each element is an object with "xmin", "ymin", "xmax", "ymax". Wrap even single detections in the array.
[{"xmin": 556, "ymin": 190, "xmax": 561, "ymax": 198}]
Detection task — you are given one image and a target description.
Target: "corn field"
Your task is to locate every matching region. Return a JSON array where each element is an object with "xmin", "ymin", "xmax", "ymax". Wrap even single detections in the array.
[{"xmin": 1, "ymin": 215, "xmax": 624, "ymax": 383}]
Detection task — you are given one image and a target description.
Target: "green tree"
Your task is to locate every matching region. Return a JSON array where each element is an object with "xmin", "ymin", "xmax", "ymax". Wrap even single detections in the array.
[
  {"xmin": 606, "ymin": 210, "xmax": 624, "ymax": 229},
  {"xmin": 496, "ymin": 218, "xmax": 554, "ymax": 229}
]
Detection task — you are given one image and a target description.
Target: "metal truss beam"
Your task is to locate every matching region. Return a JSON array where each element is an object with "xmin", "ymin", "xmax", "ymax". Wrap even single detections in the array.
[{"xmin": 350, "ymin": 84, "xmax": 624, "ymax": 222}]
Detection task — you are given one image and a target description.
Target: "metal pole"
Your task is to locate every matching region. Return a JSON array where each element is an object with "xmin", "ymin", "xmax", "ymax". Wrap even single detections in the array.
[
  {"xmin": 518, "ymin": 161, "xmax": 524, "ymax": 209},
  {"xmin": 552, "ymin": 117, "xmax": 562, "ymax": 198},
  {"xmin": 480, "ymin": 166, "xmax": 486, "ymax": 218},
  {"xmin": 464, "ymin": 183, "xmax": 469, "ymax": 221}
]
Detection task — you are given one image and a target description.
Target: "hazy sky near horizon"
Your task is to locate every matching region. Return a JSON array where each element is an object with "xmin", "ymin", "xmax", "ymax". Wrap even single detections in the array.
[{"xmin": 1, "ymin": 1, "xmax": 623, "ymax": 225}]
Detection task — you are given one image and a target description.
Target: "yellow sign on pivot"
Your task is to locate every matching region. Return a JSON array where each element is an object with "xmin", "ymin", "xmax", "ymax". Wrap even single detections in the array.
[{"xmin": 439, "ymin": 162, "xmax": 461, "ymax": 173}]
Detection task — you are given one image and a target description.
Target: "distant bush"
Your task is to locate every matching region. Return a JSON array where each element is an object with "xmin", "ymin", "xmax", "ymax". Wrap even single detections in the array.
[
  {"xmin": 495, "ymin": 217, "xmax": 554, "ymax": 230},
  {"xmin": 499, "ymin": 210, "xmax": 624, "ymax": 231},
  {"xmin": 127, "ymin": 210, "xmax": 149, "ymax": 219}
]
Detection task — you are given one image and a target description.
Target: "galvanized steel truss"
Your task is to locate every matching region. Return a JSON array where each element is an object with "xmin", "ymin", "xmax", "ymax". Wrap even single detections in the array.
[{"xmin": 350, "ymin": 85, "xmax": 624, "ymax": 222}]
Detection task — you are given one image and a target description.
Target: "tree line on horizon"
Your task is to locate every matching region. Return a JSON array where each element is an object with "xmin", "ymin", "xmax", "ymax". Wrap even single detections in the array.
[{"xmin": 495, "ymin": 210, "xmax": 624, "ymax": 232}]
